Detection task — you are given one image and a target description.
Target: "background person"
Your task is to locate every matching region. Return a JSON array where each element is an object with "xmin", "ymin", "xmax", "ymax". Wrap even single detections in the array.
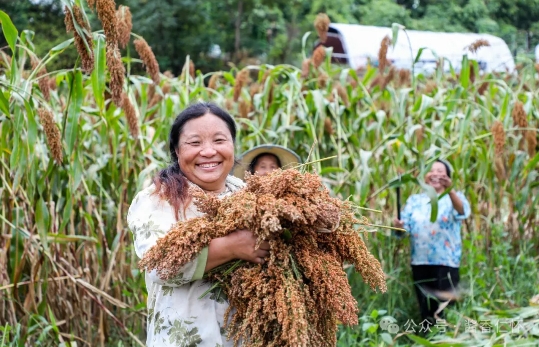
[
  {"xmin": 394, "ymin": 159, "xmax": 471, "ymax": 325},
  {"xmin": 232, "ymin": 144, "xmax": 301, "ymax": 179},
  {"xmin": 128, "ymin": 102, "xmax": 269, "ymax": 347}
]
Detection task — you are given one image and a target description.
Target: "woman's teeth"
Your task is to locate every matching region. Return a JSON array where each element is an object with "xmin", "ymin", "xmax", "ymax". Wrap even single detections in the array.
[{"xmin": 199, "ymin": 163, "xmax": 219, "ymax": 168}]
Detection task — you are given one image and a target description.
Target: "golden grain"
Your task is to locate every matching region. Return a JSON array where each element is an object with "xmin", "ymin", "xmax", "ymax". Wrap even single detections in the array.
[
  {"xmin": 106, "ymin": 42, "xmax": 125, "ymax": 105},
  {"xmin": 96, "ymin": 0, "xmax": 118, "ymax": 45},
  {"xmin": 121, "ymin": 93, "xmax": 139, "ymax": 137},
  {"xmin": 31, "ymin": 57, "xmax": 50, "ymax": 102},
  {"xmin": 314, "ymin": 13, "xmax": 330, "ymax": 43},
  {"xmin": 134, "ymin": 38, "xmax": 160, "ymax": 85},
  {"xmin": 116, "ymin": 5, "xmax": 132, "ymax": 49},
  {"xmin": 467, "ymin": 39, "xmax": 490, "ymax": 53},
  {"xmin": 38, "ymin": 108, "xmax": 62, "ymax": 164},
  {"xmin": 64, "ymin": 5, "xmax": 94, "ymax": 74},
  {"xmin": 312, "ymin": 46, "xmax": 326, "ymax": 69},
  {"xmin": 378, "ymin": 36, "xmax": 391, "ymax": 72},
  {"xmin": 233, "ymin": 69, "xmax": 249, "ymax": 102}
]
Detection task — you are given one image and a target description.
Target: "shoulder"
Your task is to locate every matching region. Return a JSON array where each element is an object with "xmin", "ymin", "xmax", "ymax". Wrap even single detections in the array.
[
  {"xmin": 408, "ymin": 193, "xmax": 425, "ymax": 202},
  {"xmin": 128, "ymin": 184, "xmax": 166, "ymax": 215},
  {"xmin": 225, "ymin": 175, "xmax": 246, "ymax": 192}
]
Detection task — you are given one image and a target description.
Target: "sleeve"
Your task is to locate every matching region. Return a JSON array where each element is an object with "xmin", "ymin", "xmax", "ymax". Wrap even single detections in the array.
[
  {"xmin": 394, "ymin": 195, "xmax": 415, "ymax": 238},
  {"xmin": 127, "ymin": 188, "xmax": 208, "ymax": 287},
  {"xmin": 452, "ymin": 191, "xmax": 471, "ymax": 220}
]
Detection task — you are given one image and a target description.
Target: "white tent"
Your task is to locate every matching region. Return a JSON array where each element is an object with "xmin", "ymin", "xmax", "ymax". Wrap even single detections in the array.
[{"xmin": 324, "ymin": 23, "xmax": 515, "ymax": 73}]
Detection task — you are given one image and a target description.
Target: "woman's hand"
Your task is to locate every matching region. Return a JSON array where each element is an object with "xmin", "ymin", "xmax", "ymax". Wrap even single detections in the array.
[
  {"xmin": 225, "ymin": 229, "xmax": 270, "ymax": 264},
  {"xmin": 393, "ymin": 218, "xmax": 404, "ymax": 229},
  {"xmin": 439, "ymin": 175, "xmax": 452, "ymax": 189},
  {"xmin": 205, "ymin": 230, "xmax": 270, "ymax": 272}
]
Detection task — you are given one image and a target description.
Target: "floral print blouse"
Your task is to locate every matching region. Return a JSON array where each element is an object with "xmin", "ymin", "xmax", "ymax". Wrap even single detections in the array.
[
  {"xmin": 400, "ymin": 191, "xmax": 471, "ymax": 268},
  {"xmin": 127, "ymin": 175, "xmax": 245, "ymax": 347}
]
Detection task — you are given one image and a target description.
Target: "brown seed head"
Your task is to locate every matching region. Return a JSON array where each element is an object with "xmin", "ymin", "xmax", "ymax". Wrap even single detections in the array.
[
  {"xmin": 106, "ymin": 42, "xmax": 125, "ymax": 105},
  {"xmin": 249, "ymin": 83, "xmax": 260, "ymax": 99},
  {"xmin": 86, "ymin": 0, "xmax": 96, "ymax": 10},
  {"xmin": 64, "ymin": 5, "xmax": 94, "ymax": 74},
  {"xmin": 415, "ymin": 125, "xmax": 424, "ymax": 144},
  {"xmin": 381, "ymin": 66, "xmax": 396, "ymax": 89},
  {"xmin": 467, "ymin": 39, "xmax": 490, "ymax": 54},
  {"xmin": 314, "ymin": 13, "xmax": 330, "ymax": 44},
  {"xmin": 478, "ymin": 81, "xmax": 489, "ymax": 95},
  {"xmin": 424, "ymin": 81, "xmax": 437, "ymax": 94},
  {"xmin": 378, "ymin": 36, "xmax": 391, "ymax": 72},
  {"xmin": 318, "ymin": 73, "xmax": 328, "ymax": 88},
  {"xmin": 31, "ymin": 57, "xmax": 50, "ymax": 101},
  {"xmin": 121, "ymin": 93, "xmax": 139, "ymax": 137},
  {"xmin": 324, "ymin": 117, "xmax": 333, "ymax": 135},
  {"xmin": 116, "ymin": 5, "xmax": 132, "ymax": 49},
  {"xmin": 208, "ymin": 73, "xmax": 220, "ymax": 90},
  {"xmin": 38, "ymin": 108, "xmax": 63, "ymax": 164},
  {"xmin": 512, "ymin": 101, "xmax": 528, "ymax": 152},
  {"xmin": 233, "ymin": 69, "xmax": 249, "ymax": 102},
  {"xmin": 181, "ymin": 60, "xmax": 196, "ymax": 80},
  {"xmin": 526, "ymin": 129, "xmax": 537, "ymax": 157},
  {"xmin": 301, "ymin": 58, "xmax": 311, "ymax": 78},
  {"xmin": 134, "ymin": 38, "xmax": 160, "ymax": 85},
  {"xmin": 397, "ymin": 68, "xmax": 410, "ymax": 87},
  {"xmin": 312, "ymin": 46, "xmax": 326, "ymax": 69},
  {"xmin": 512, "ymin": 101, "xmax": 527, "ymax": 128},
  {"xmin": 239, "ymin": 100, "xmax": 250, "ymax": 119},
  {"xmin": 335, "ymin": 83, "xmax": 349, "ymax": 107},
  {"xmin": 491, "ymin": 121, "xmax": 505, "ymax": 157},
  {"xmin": 48, "ymin": 77, "xmax": 57, "ymax": 91},
  {"xmin": 96, "ymin": 0, "xmax": 118, "ymax": 45}
]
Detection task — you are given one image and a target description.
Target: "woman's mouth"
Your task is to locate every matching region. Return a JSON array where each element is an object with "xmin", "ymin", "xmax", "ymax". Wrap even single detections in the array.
[{"xmin": 197, "ymin": 162, "xmax": 221, "ymax": 169}]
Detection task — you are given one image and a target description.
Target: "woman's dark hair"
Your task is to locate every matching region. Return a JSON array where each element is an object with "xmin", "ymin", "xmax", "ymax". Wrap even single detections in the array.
[
  {"xmin": 153, "ymin": 102, "xmax": 237, "ymax": 219},
  {"xmin": 435, "ymin": 159, "xmax": 451, "ymax": 178},
  {"xmin": 248, "ymin": 153, "xmax": 282, "ymax": 174}
]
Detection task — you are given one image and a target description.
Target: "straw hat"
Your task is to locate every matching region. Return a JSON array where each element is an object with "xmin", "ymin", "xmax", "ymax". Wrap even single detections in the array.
[{"xmin": 232, "ymin": 145, "xmax": 301, "ymax": 180}]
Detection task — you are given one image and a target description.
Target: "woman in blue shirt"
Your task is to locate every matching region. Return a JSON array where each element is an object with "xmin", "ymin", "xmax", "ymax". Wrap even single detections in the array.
[{"xmin": 394, "ymin": 160, "xmax": 471, "ymax": 325}]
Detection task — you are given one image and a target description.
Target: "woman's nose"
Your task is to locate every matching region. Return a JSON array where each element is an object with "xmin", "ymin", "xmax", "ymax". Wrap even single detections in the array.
[{"xmin": 199, "ymin": 142, "xmax": 217, "ymax": 156}]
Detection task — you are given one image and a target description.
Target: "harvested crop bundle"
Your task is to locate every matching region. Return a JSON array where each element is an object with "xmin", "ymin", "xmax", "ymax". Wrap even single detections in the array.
[{"xmin": 139, "ymin": 169, "xmax": 386, "ymax": 347}]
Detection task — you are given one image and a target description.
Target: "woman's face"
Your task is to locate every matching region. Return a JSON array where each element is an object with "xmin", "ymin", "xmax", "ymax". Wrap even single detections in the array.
[
  {"xmin": 426, "ymin": 162, "xmax": 447, "ymax": 192},
  {"xmin": 253, "ymin": 154, "xmax": 280, "ymax": 176},
  {"xmin": 177, "ymin": 113, "xmax": 234, "ymax": 192}
]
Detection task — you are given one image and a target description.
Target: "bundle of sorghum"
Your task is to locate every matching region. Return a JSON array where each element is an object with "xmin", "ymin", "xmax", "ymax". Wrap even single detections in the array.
[{"xmin": 139, "ymin": 169, "xmax": 386, "ymax": 347}]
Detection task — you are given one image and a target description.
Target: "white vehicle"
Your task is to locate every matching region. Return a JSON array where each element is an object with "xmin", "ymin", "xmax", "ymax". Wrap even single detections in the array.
[{"xmin": 319, "ymin": 23, "xmax": 515, "ymax": 73}]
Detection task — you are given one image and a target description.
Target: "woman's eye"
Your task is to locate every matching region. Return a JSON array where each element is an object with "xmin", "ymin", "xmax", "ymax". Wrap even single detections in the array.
[
  {"xmin": 215, "ymin": 139, "xmax": 226, "ymax": 143},
  {"xmin": 189, "ymin": 141, "xmax": 200, "ymax": 146}
]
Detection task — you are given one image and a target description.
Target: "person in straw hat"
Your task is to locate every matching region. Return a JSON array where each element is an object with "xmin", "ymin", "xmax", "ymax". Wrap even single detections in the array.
[{"xmin": 232, "ymin": 144, "xmax": 301, "ymax": 180}]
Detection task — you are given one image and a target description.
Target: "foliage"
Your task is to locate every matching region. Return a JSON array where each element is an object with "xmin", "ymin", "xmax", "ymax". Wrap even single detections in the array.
[
  {"xmin": 0, "ymin": 5, "xmax": 539, "ymax": 346},
  {"xmin": 3, "ymin": 0, "xmax": 539, "ymax": 74}
]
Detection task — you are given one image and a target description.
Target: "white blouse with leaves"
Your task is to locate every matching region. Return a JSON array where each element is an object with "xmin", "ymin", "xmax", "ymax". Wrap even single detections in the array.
[{"xmin": 127, "ymin": 175, "xmax": 245, "ymax": 347}]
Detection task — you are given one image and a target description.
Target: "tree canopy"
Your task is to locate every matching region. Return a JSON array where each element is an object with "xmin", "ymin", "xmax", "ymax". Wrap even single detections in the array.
[{"xmin": 1, "ymin": 0, "xmax": 538, "ymax": 73}]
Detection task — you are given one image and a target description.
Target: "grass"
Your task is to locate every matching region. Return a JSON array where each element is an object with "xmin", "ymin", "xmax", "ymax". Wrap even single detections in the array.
[{"xmin": 0, "ymin": 6, "xmax": 538, "ymax": 346}]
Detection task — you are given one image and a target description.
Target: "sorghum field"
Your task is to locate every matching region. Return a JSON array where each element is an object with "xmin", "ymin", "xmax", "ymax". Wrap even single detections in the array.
[{"xmin": 0, "ymin": 2, "xmax": 538, "ymax": 346}]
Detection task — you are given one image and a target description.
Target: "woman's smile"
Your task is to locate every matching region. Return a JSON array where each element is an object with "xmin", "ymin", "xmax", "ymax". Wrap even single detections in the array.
[{"xmin": 197, "ymin": 162, "xmax": 221, "ymax": 169}]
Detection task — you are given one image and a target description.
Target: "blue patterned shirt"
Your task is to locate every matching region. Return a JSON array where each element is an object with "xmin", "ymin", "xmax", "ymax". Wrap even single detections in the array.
[{"xmin": 400, "ymin": 191, "xmax": 471, "ymax": 268}]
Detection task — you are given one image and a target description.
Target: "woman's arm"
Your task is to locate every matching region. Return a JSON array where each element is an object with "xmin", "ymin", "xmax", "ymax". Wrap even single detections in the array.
[
  {"xmin": 205, "ymin": 230, "xmax": 270, "ymax": 272},
  {"xmin": 440, "ymin": 175, "xmax": 469, "ymax": 216},
  {"xmin": 448, "ymin": 190, "xmax": 465, "ymax": 215}
]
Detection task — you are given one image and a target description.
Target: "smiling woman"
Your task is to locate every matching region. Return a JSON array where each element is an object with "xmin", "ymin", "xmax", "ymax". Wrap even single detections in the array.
[{"xmin": 127, "ymin": 102, "xmax": 270, "ymax": 347}]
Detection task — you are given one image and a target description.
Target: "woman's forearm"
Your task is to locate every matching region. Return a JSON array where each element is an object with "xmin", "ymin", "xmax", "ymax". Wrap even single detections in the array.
[
  {"xmin": 449, "ymin": 190, "xmax": 465, "ymax": 215},
  {"xmin": 205, "ymin": 237, "xmax": 234, "ymax": 272}
]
